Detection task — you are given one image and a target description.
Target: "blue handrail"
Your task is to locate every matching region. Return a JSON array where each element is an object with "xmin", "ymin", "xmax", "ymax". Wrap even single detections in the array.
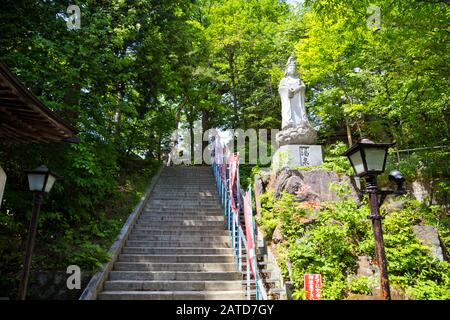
[{"xmin": 212, "ymin": 155, "xmax": 267, "ymax": 300}]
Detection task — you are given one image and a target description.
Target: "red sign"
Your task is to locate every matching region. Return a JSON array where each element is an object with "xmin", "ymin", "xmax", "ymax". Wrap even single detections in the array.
[{"xmin": 304, "ymin": 274, "xmax": 322, "ymax": 300}]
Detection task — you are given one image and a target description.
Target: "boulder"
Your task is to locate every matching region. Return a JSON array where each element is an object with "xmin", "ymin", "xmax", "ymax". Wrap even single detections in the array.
[
  {"xmin": 411, "ymin": 180, "xmax": 431, "ymax": 203},
  {"xmin": 412, "ymin": 225, "xmax": 445, "ymax": 261},
  {"xmin": 258, "ymin": 168, "xmax": 272, "ymax": 189},
  {"xmin": 270, "ymin": 168, "xmax": 358, "ymax": 202},
  {"xmin": 299, "ymin": 170, "xmax": 341, "ymax": 202},
  {"xmin": 356, "ymin": 256, "xmax": 375, "ymax": 277},
  {"xmin": 272, "ymin": 225, "xmax": 284, "ymax": 244},
  {"xmin": 253, "ymin": 175, "xmax": 264, "ymax": 220},
  {"xmin": 384, "ymin": 200, "xmax": 406, "ymax": 212}
]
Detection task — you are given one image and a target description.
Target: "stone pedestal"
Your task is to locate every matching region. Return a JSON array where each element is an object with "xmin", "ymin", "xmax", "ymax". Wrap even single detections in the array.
[
  {"xmin": 272, "ymin": 144, "xmax": 323, "ymax": 171},
  {"xmin": 276, "ymin": 123, "xmax": 317, "ymax": 146}
]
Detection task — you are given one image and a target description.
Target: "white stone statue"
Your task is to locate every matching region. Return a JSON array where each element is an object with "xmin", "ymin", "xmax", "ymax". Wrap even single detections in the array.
[
  {"xmin": 276, "ymin": 56, "xmax": 317, "ymax": 146},
  {"xmin": 279, "ymin": 56, "xmax": 308, "ymax": 128}
]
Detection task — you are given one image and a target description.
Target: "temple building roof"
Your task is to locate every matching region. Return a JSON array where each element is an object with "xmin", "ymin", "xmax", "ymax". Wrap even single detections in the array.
[{"xmin": 0, "ymin": 61, "xmax": 78, "ymax": 143}]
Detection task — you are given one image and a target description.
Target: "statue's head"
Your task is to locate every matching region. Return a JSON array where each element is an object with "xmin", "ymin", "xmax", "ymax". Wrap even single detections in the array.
[{"xmin": 284, "ymin": 56, "xmax": 297, "ymax": 77}]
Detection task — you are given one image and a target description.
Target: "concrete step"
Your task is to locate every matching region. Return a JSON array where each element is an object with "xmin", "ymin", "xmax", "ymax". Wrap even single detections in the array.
[
  {"xmin": 122, "ymin": 247, "xmax": 235, "ymax": 255},
  {"xmin": 125, "ymin": 240, "xmax": 231, "ymax": 247},
  {"xmin": 143, "ymin": 210, "xmax": 222, "ymax": 215},
  {"xmin": 150, "ymin": 192, "xmax": 217, "ymax": 197},
  {"xmin": 133, "ymin": 225, "xmax": 226, "ymax": 231},
  {"xmin": 114, "ymin": 262, "xmax": 237, "ymax": 272},
  {"xmin": 134, "ymin": 220, "xmax": 225, "ymax": 227},
  {"xmin": 130, "ymin": 230, "xmax": 229, "ymax": 236},
  {"xmin": 149, "ymin": 200, "xmax": 219, "ymax": 205},
  {"xmin": 150, "ymin": 200, "xmax": 219, "ymax": 205},
  {"xmin": 157, "ymin": 181, "xmax": 215, "ymax": 183},
  {"xmin": 144, "ymin": 204, "xmax": 223, "ymax": 214},
  {"xmin": 127, "ymin": 234, "xmax": 230, "ymax": 241},
  {"xmin": 109, "ymin": 271, "xmax": 242, "ymax": 281},
  {"xmin": 103, "ymin": 280, "xmax": 242, "ymax": 291},
  {"xmin": 145, "ymin": 207, "xmax": 221, "ymax": 212},
  {"xmin": 151, "ymin": 190, "xmax": 216, "ymax": 193},
  {"xmin": 152, "ymin": 183, "xmax": 215, "ymax": 186},
  {"xmin": 118, "ymin": 254, "xmax": 235, "ymax": 263},
  {"xmin": 98, "ymin": 290, "xmax": 245, "ymax": 300},
  {"xmin": 138, "ymin": 215, "xmax": 224, "ymax": 221},
  {"xmin": 150, "ymin": 193, "xmax": 218, "ymax": 197},
  {"xmin": 152, "ymin": 186, "xmax": 216, "ymax": 190}
]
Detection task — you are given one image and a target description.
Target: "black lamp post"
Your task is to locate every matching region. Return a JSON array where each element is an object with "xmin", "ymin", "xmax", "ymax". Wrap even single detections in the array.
[
  {"xmin": 343, "ymin": 138, "xmax": 405, "ymax": 300},
  {"xmin": 17, "ymin": 165, "xmax": 61, "ymax": 300}
]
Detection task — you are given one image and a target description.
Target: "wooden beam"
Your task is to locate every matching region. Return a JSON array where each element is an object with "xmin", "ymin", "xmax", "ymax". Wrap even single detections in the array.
[{"xmin": 0, "ymin": 126, "xmax": 41, "ymax": 143}]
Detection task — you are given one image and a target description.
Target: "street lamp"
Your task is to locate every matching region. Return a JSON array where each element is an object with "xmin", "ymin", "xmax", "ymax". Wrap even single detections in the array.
[
  {"xmin": 343, "ymin": 139, "xmax": 405, "ymax": 300},
  {"xmin": 17, "ymin": 165, "xmax": 61, "ymax": 300}
]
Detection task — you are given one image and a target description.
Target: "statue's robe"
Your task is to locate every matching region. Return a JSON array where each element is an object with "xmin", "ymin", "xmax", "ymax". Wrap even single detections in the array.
[{"xmin": 279, "ymin": 76, "xmax": 307, "ymax": 129}]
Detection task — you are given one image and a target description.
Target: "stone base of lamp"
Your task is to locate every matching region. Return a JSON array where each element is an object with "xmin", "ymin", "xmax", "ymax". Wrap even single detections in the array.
[
  {"xmin": 276, "ymin": 122, "xmax": 318, "ymax": 146},
  {"xmin": 272, "ymin": 144, "xmax": 323, "ymax": 172}
]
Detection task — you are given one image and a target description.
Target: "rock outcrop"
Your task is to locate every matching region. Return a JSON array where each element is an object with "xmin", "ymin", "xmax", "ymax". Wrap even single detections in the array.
[
  {"xmin": 412, "ymin": 225, "xmax": 445, "ymax": 262},
  {"xmin": 268, "ymin": 168, "xmax": 358, "ymax": 202}
]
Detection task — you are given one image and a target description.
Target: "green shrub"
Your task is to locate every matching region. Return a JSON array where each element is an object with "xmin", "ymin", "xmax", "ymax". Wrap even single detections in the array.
[
  {"xmin": 257, "ymin": 183, "xmax": 450, "ymax": 300},
  {"xmin": 348, "ymin": 276, "xmax": 373, "ymax": 295}
]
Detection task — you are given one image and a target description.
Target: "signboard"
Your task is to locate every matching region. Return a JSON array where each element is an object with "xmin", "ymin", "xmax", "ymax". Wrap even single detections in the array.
[
  {"xmin": 304, "ymin": 274, "xmax": 322, "ymax": 300},
  {"xmin": 299, "ymin": 146, "xmax": 311, "ymax": 166}
]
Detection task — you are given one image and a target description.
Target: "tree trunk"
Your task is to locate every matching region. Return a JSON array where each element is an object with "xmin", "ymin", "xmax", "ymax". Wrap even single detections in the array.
[
  {"xmin": 114, "ymin": 82, "xmax": 125, "ymax": 139},
  {"xmin": 345, "ymin": 117, "xmax": 353, "ymax": 146},
  {"xmin": 226, "ymin": 47, "xmax": 239, "ymax": 128},
  {"xmin": 63, "ymin": 83, "xmax": 81, "ymax": 123},
  {"xmin": 202, "ymin": 108, "xmax": 211, "ymax": 163}
]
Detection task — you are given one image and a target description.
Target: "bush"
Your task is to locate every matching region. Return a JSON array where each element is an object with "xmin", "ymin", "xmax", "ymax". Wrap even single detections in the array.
[{"xmin": 257, "ymin": 183, "xmax": 450, "ymax": 300}]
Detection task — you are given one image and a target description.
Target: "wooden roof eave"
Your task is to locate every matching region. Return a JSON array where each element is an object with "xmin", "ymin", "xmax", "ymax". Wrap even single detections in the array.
[{"xmin": 0, "ymin": 61, "xmax": 78, "ymax": 143}]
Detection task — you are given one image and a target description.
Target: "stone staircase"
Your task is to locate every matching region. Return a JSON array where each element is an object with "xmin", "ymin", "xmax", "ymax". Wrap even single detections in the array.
[{"xmin": 98, "ymin": 166, "xmax": 245, "ymax": 300}]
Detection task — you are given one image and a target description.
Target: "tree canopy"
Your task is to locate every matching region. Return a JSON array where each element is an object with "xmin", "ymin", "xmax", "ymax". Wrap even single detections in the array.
[{"xmin": 0, "ymin": 0, "xmax": 448, "ymax": 299}]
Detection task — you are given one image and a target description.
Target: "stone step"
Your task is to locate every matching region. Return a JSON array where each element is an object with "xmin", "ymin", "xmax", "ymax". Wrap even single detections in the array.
[
  {"xmin": 118, "ymin": 254, "xmax": 235, "ymax": 263},
  {"xmin": 156, "ymin": 182, "xmax": 215, "ymax": 184},
  {"xmin": 130, "ymin": 230, "xmax": 229, "ymax": 236},
  {"xmin": 98, "ymin": 290, "xmax": 245, "ymax": 300},
  {"xmin": 138, "ymin": 215, "xmax": 224, "ymax": 221},
  {"xmin": 134, "ymin": 220, "xmax": 225, "ymax": 227},
  {"xmin": 145, "ymin": 206, "xmax": 221, "ymax": 211},
  {"xmin": 103, "ymin": 280, "xmax": 242, "ymax": 291},
  {"xmin": 149, "ymin": 200, "xmax": 219, "ymax": 205},
  {"xmin": 126, "ymin": 240, "xmax": 231, "ymax": 247},
  {"xmin": 152, "ymin": 182, "xmax": 215, "ymax": 185},
  {"xmin": 144, "ymin": 207, "xmax": 221, "ymax": 211},
  {"xmin": 122, "ymin": 247, "xmax": 235, "ymax": 255},
  {"xmin": 133, "ymin": 226, "xmax": 226, "ymax": 232},
  {"xmin": 127, "ymin": 234, "xmax": 230, "ymax": 241},
  {"xmin": 151, "ymin": 188, "xmax": 216, "ymax": 191},
  {"xmin": 114, "ymin": 262, "xmax": 236, "ymax": 272},
  {"xmin": 150, "ymin": 192, "xmax": 217, "ymax": 196},
  {"xmin": 143, "ymin": 210, "xmax": 222, "ymax": 215},
  {"xmin": 109, "ymin": 271, "xmax": 242, "ymax": 281}
]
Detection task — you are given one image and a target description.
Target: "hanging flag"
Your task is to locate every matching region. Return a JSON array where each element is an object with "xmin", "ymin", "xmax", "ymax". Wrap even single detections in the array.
[
  {"xmin": 221, "ymin": 146, "xmax": 227, "ymax": 180},
  {"xmin": 228, "ymin": 153, "xmax": 240, "ymax": 217},
  {"xmin": 244, "ymin": 191, "xmax": 256, "ymax": 276}
]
